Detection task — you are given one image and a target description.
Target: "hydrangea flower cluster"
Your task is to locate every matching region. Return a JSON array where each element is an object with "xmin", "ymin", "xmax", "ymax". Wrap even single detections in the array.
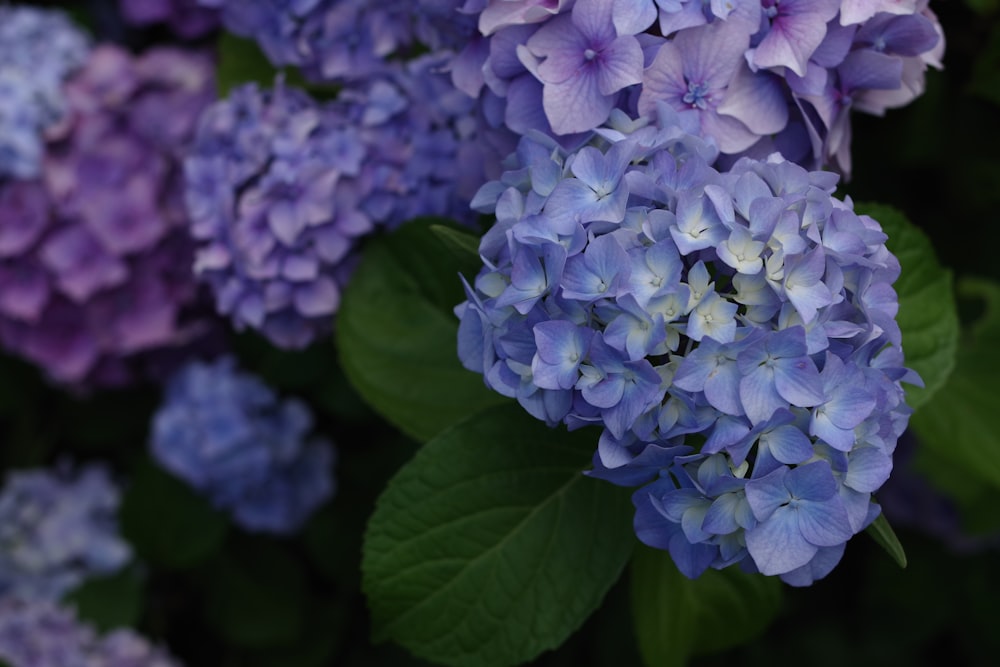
[
  {"xmin": 0, "ymin": 597, "xmax": 180, "ymax": 667},
  {"xmin": 119, "ymin": 0, "xmax": 220, "ymax": 39},
  {"xmin": 452, "ymin": 0, "xmax": 943, "ymax": 173},
  {"xmin": 151, "ymin": 357, "xmax": 335, "ymax": 534},
  {"xmin": 0, "ymin": 46, "xmax": 219, "ymax": 388},
  {"xmin": 457, "ymin": 108, "xmax": 917, "ymax": 584},
  {"xmin": 0, "ymin": 6, "xmax": 89, "ymax": 180},
  {"xmin": 185, "ymin": 55, "xmax": 513, "ymax": 348},
  {"xmin": 196, "ymin": 0, "xmax": 479, "ymax": 83},
  {"xmin": 0, "ymin": 464, "xmax": 131, "ymax": 602}
]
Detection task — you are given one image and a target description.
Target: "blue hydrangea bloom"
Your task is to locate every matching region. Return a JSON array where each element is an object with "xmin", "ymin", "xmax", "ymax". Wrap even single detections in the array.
[
  {"xmin": 0, "ymin": 6, "xmax": 89, "ymax": 180},
  {"xmin": 457, "ymin": 107, "xmax": 918, "ymax": 585},
  {"xmin": 151, "ymin": 357, "xmax": 335, "ymax": 534},
  {"xmin": 185, "ymin": 56, "xmax": 512, "ymax": 348},
  {"xmin": 0, "ymin": 464, "xmax": 131, "ymax": 602},
  {"xmin": 0, "ymin": 596, "xmax": 180, "ymax": 667}
]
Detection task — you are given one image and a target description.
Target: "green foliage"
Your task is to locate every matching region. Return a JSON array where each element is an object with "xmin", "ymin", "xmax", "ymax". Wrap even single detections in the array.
[
  {"xmin": 204, "ymin": 541, "xmax": 308, "ymax": 648},
  {"xmin": 910, "ymin": 277, "xmax": 1000, "ymax": 490},
  {"xmin": 363, "ymin": 403, "xmax": 635, "ymax": 667},
  {"xmin": 864, "ymin": 514, "xmax": 907, "ymax": 569},
  {"xmin": 215, "ymin": 32, "xmax": 336, "ymax": 98},
  {"xmin": 855, "ymin": 203, "xmax": 959, "ymax": 410},
  {"xmin": 969, "ymin": 24, "xmax": 1000, "ymax": 101},
  {"xmin": 338, "ymin": 220, "xmax": 507, "ymax": 441},
  {"xmin": 64, "ymin": 566, "xmax": 144, "ymax": 632},
  {"xmin": 630, "ymin": 545, "xmax": 783, "ymax": 667},
  {"xmin": 430, "ymin": 224, "xmax": 482, "ymax": 261},
  {"xmin": 119, "ymin": 460, "xmax": 228, "ymax": 569}
]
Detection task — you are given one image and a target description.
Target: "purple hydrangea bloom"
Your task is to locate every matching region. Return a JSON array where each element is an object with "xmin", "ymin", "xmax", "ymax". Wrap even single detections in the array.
[
  {"xmin": 0, "ymin": 46, "xmax": 220, "ymax": 389},
  {"xmin": 119, "ymin": 0, "xmax": 220, "ymax": 39},
  {"xmin": 0, "ymin": 464, "xmax": 131, "ymax": 602},
  {"xmin": 457, "ymin": 108, "xmax": 917, "ymax": 584},
  {"xmin": 454, "ymin": 0, "xmax": 942, "ymax": 173},
  {"xmin": 151, "ymin": 356, "xmax": 335, "ymax": 534},
  {"xmin": 0, "ymin": 6, "xmax": 89, "ymax": 180},
  {"xmin": 185, "ymin": 56, "xmax": 513, "ymax": 348},
  {"xmin": 518, "ymin": 0, "xmax": 644, "ymax": 134},
  {"xmin": 198, "ymin": 0, "xmax": 478, "ymax": 83},
  {"xmin": 0, "ymin": 597, "xmax": 180, "ymax": 667}
]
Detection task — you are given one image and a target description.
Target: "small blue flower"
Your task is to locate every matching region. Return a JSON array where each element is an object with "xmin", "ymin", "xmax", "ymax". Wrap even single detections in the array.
[
  {"xmin": 744, "ymin": 460, "xmax": 854, "ymax": 576},
  {"xmin": 151, "ymin": 357, "xmax": 335, "ymax": 535},
  {"xmin": 0, "ymin": 464, "xmax": 130, "ymax": 602}
]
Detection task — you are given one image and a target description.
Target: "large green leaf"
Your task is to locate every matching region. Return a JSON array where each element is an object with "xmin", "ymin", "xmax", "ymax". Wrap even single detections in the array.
[
  {"xmin": 910, "ymin": 277, "xmax": 1000, "ymax": 489},
  {"xmin": 338, "ymin": 220, "xmax": 506, "ymax": 441},
  {"xmin": 362, "ymin": 403, "xmax": 635, "ymax": 667},
  {"xmin": 855, "ymin": 203, "xmax": 959, "ymax": 409},
  {"xmin": 630, "ymin": 545, "xmax": 783, "ymax": 667}
]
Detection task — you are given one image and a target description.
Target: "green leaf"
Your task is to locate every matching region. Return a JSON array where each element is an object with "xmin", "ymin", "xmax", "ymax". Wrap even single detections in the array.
[
  {"xmin": 119, "ymin": 460, "xmax": 228, "ymax": 569},
  {"xmin": 864, "ymin": 514, "xmax": 907, "ymax": 569},
  {"xmin": 215, "ymin": 32, "xmax": 333, "ymax": 98},
  {"xmin": 910, "ymin": 277, "xmax": 1000, "ymax": 490},
  {"xmin": 63, "ymin": 566, "xmax": 144, "ymax": 632},
  {"xmin": 630, "ymin": 545, "xmax": 783, "ymax": 667},
  {"xmin": 854, "ymin": 203, "xmax": 958, "ymax": 409},
  {"xmin": 204, "ymin": 541, "xmax": 308, "ymax": 649},
  {"xmin": 430, "ymin": 223, "xmax": 481, "ymax": 262},
  {"xmin": 362, "ymin": 403, "xmax": 635, "ymax": 667},
  {"xmin": 338, "ymin": 220, "xmax": 507, "ymax": 441}
]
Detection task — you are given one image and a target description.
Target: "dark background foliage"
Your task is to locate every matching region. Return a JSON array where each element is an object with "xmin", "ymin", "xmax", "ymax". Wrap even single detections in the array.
[{"xmin": 1, "ymin": 0, "xmax": 998, "ymax": 665}]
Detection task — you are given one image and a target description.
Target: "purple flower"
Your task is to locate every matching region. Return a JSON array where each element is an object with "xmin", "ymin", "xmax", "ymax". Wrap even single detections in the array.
[
  {"xmin": 520, "ymin": 0, "xmax": 644, "ymax": 134},
  {"xmin": 458, "ymin": 110, "xmax": 915, "ymax": 584},
  {"xmin": 638, "ymin": 19, "xmax": 789, "ymax": 154},
  {"xmin": 748, "ymin": 0, "xmax": 841, "ymax": 76},
  {"xmin": 119, "ymin": 0, "xmax": 220, "ymax": 38},
  {"xmin": 0, "ymin": 597, "xmax": 180, "ymax": 667},
  {"xmin": 449, "ymin": 0, "xmax": 943, "ymax": 171},
  {"xmin": 151, "ymin": 357, "xmax": 336, "ymax": 535},
  {"xmin": 0, "ymin": 464, "xmax": 131, "ymax": 602},
  {"xmin": 200, "ymin": 0, "xmax": 479, "ymax": 83},
  {"xmin": 0, "ymin": 46, "xmax": 220, "ymax": 389},
  {"xmin": 187, "ymin": 57, "xmax": 511, "ymax": 348}
]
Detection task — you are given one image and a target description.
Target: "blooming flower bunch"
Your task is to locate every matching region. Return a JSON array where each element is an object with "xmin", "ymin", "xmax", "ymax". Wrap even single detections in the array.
[
  {"xmin": 0, "ymin": 6, "xmax": 90, "ymax": 180},
  {"xmin": 0, "ymin": 45, "xmax": 219, "ymax": 389},
  {"xmin": 451, "ymin": 0, "xmax": 943, "ymax": 173},
  {"xmin": 196, "ymin": 0, "xmax": 479, "ymax": 83},
  {"xmin": 118, "ymin": 0, "xmax": 220, "ymax": 39},
  {"xmin": 185, "ymin": 55, "xmax": 513, "ymax": 348},
  {"xmin": 0, "ymin": 464, "xmax": 131, "ymax": 602},
  {"xmin": 0, "ymin": 596, "xmax": 180, "ymax": 667},
  {"xmin": 151, "ymin": 356, "xmax": 335, "ymax": 534},
  {"xmin": 457, "ymin": 108, "xmax": 917, "ymax": 584}
]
